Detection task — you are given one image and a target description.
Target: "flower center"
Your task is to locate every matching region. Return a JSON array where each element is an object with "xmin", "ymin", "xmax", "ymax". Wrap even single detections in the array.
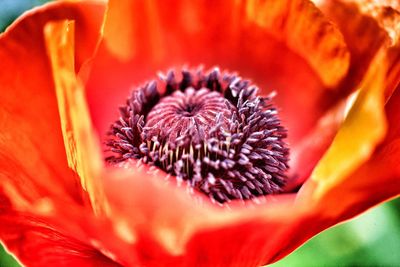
[
  {"xmin": 144, "ymin": 87, "xmax": 235, "ymax": 145},
  {"xmin": 107, "ymin": 68, "xmax": 289, "ymax": 203}
]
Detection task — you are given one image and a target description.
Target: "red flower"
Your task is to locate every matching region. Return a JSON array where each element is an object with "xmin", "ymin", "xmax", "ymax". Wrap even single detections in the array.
[{"xmin": 0, "ymin": 0, "xmax": 399, "ymax": 266}]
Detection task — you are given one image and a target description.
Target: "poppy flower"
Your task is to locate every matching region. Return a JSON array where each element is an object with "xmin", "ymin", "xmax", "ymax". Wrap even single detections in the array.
[{"xmin": 0, "ymin": 0, "xmax": 399, "ymax": 266}]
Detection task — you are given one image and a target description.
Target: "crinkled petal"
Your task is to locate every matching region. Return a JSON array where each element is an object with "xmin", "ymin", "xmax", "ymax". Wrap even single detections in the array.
[{"xmin": 314, "ymin": 0, "xmax": 400, "ymax": 98}]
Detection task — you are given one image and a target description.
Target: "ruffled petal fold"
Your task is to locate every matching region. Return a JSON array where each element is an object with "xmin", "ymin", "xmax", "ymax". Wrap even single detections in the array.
[
  {"xmin": 0, "ymin": 0, "xmax": 106, "ymax": 208},
  {"xmin": 44, "ymin": 19, "xmax": 108, "ymax": 215}
]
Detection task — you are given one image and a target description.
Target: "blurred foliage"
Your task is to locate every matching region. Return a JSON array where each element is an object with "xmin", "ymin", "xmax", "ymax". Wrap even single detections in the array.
[
  {"xmin": 269, "ymin": 198, "xmax": 400, "ymax": 267},
  {"xmin": 0, "ymin": 1, "xmax": 399, "ymax": 267},
  {"xmin": 0, "ymin": 245, "xmax": 20, "ymax": 267}
]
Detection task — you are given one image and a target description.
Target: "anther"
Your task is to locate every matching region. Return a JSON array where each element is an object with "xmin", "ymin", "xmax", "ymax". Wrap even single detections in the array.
[{"xmin": 106, "ymin": 67, "xmax": 289, "ymax": 203}]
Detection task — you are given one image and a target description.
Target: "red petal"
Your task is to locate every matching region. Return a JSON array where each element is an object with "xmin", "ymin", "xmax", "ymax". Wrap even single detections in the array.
[
  {"xmin": 311, "ymin": 87, "xmax": 400, "ymax": 220},
  {"xmin": 2, "ymin": 1, "xmax": 397, "ymax": 266},
  {"xmin": 86, "ymin": 0, "xmax": 351, "ymax": 151},
  {"xmin": 385, "ymin": 84, "xmax": 400, "ymax": 143},
  {"xmin": 101, "ymin": 163, "xmax": 299, "ymax": 266},
  {"xmin": 103, "ymin": 0, "xmax": 350, "ymax": 88},
  {"xmin": 0, "ymin": 0, "xmax": 106, "ymax": 206},
  {"xmin": 0, "ymin": 191, "xmax": 121, "ymax": 267},
  {"xmin": 286, "ymin": 97, "xmax": 348, "ymax": 189}
]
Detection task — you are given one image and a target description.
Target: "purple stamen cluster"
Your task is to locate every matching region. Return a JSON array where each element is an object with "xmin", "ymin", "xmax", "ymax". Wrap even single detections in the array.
[{"xmin": 107, "ymin": 67, "xmax": 289, "ymax": 203}]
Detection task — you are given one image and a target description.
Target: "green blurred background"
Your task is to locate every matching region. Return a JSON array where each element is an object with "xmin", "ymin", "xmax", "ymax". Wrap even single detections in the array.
[{"xmin": 0, "ymin": 1, "xmax": 399, "ymax": 266}]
